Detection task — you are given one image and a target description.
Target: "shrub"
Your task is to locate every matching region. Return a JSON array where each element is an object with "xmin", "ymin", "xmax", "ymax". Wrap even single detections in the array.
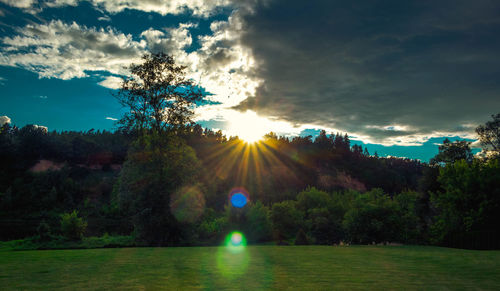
[
  {"xmin": 60, "ymin": 210, "xmax": 87, "ymax": 240},
  {"xmin": 37, "ymin": 221, "xmax": 51, "ymax": 242},
  {"xmin": 295, "ymin": 229, "xmax": 309, "ymax": 245},
  {"xmin": 246, "ymin": 201, "xmax": 272, "ymax": 243}
]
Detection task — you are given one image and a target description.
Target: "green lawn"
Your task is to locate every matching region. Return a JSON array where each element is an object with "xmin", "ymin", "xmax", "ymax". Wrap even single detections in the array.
[{"xmin": 1, "ymin": 245, "xmax": 499, "ymax": 290}]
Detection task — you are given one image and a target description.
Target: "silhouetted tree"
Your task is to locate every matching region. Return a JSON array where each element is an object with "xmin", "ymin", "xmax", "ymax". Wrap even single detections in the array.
[
  {"xmin": 476, "ymin": 113, "xmax": 500, "ymax": 158},
  {"xmin": 116, "ymin": 52, "xmax": 205, "ymax": 134},
  {"xmin": 431, "ymin": 138, "xmax": 473, "ymax": 165}
]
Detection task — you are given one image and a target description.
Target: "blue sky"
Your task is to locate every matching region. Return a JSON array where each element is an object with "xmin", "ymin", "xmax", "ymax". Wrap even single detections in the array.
[{"xmin": 1, "ymin": 1, "xmax": 499, "ymax": 161}]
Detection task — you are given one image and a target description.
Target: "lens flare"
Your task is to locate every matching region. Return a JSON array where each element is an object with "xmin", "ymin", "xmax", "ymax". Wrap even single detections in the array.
[
  {"xmin": 225, "ymin": 231, "xmax": 247, "ymax": 253},
  {"xmin": 231, "ymin": 232, "xmax": 243, "ymax": 245},
  {"xmin": 230, "ymin": 193, "xmax": 247, "ymax": 208},
  {"xmin": 228, "ymin": 188, "xmax": 249, "ymax": 208},
  {"xmin": 169, "ymin": 185, "xmax": 205, "ymax": 223}
]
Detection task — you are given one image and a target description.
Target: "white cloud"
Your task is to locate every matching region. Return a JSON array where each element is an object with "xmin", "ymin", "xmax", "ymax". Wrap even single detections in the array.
[
  {"xmin": 0, "ymin": 0, "xmax": 35, "ymax": 9},
  {"xmin": 105, "ymin": 117, "xmax": 118, "ymax": 121},
  {"xmin": 98, "ymin": 76, "xmax": 123, "ymax": 89},
  {"xmin": 0, "ymin": 76, "xmax": 5, "ymax": 85},
  {"xmin": 98, "ymin": 15, "xmax": 111, "ymax": 22},
  {"xmin": 180, "ymin": 14, "xmax": 261, "ymax": 108},
  {"xmin": 470, "ymin": 140, "xmax": 482, "ymax": 148},
  {"xmin": 0, "ymin": 115, "xmax": 11, "ymax": 126},
  {"xmin": 33, "ymin": 124, "xmax": 48, "ymax": 132},
  {"xmin": 44, "ymin": 0, "xmax": 78, "ymax": 8},
  {"xmin": 91, "ymin": 0, "xmax": 233, "ymax": 17},
  {"xmin": 1, "ymin": 20, "xmax": 144, "ymax": 79},
  {"xmin": 1, "ymin": 21, "xmax": 213, "ymax": 82},
  {"xmin": 140, "ymin": 23, "xmax": 195, "ymax": 55},
  {"xmin": 38, "ymin": 95, "xmax": 48, "ymax": 99},
  {"xmin": 0, "ymin": 0, "xmax": 234, "ymax": 17}
]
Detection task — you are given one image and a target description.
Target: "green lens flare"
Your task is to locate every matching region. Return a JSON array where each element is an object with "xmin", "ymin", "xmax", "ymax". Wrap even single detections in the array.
[
  {"xmin": 225, "ymin": 231, "xmax": 247, "ymax": 253},
  {"xmin": 231, "ymin": 232, "xmax": 242, "ymax": 245},
  {"xmin": 216, "ymin": 231, "xmax": 249, "ymax": 279}
]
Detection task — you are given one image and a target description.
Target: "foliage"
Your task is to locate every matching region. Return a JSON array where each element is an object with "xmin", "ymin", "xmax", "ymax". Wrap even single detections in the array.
[
  {"xmin": 246, "ymin": 201, "xmax": 272, "ymax": 243},
  {"xmin": 431, "ymin": 138, "xmax": 473, "ymax": 165},
  {"xmin": 60, "ymin": 210, "xmax": 87, "ymax": 240},
  {"xmin": 431, "ymin": 159, "xmax": 500, "ymax": 245},
  {"xmin": 296, "ymin": 187, "xmax": 330, "ymax": 211},
  {"xmin": 36, "ymin": 221, "xmax": 51, "ymax": 242},
  {"xmin": 270, "ymin": 200, "xmax": 304, "ymax": 241},
  {"xmin": 116, "ymin": 134, "xmax": 201, "ymax": 245},
  {"xmin": 198, "ymin": 215, "xmax": 228, "ymax": 244},
  {"xmin": 294, "ymin": 228, "xmax": 309, "ymax": 245},
  {"xmin": 476, "ymin": 113, "xmax": 500, "ymax": 157},
  {"xmin": 394, "ymin": 191, "xmax": 421, "ymax": 243},
  {"xmin": 2, "ymin": 112, "xmax": 500, "ymax": 249},
  {"xmin": 343, "ymin": 189, "xmax": 401, "ymax": 244},
  {"xmin": 115, "ymin": 53, "xmax": 205, "ymax": 134}
]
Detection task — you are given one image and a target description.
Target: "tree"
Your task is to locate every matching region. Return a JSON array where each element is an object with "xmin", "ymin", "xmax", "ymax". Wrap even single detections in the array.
[
  {"xmin": 60, "ymin": 210, "xmax": 87, "ymax": 240},
  {"xmin": 476, "ymin": 113, "xmax": 500, "ymax": 157},
  {"xmin": 295, "ymin": 228, "xmax": 309, "ymax": 245},
  {"xmin": 343, "ymin": 189, "xmax": 401, "ymax": 244},
  {"xmin": 430, "ymin": 138, "xmax": 473, "ymax": 165},
  {"xmin": 246, "ymin": 201, "xmax": 272, "ymax": 243},
  {"xmin": 117, "ymin": 135, "xmax": 201, "ymax": 245},
  {"xmin": 431, "ymin": 159, "xmax": 500, "ymax": 247},
  {"xmin": 270, "ymin": 200, "xmax": 303, "ymax": 242},
  {"xmin": 116, "ymin": 52, "xmax": 205, "ymax": 134}
]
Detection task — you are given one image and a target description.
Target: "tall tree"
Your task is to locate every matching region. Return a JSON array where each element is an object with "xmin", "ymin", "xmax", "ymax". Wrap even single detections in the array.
[
  {"xmin": 116, "ymin": 52, "xmax": 205, "ymax": 134},
  {"xmin": 476, "ymin": 113, "xmax": 500, "ymax": 157},
  {"xmin": 431, "ymin": 138, "xmax": 473, "ymax": 165}
]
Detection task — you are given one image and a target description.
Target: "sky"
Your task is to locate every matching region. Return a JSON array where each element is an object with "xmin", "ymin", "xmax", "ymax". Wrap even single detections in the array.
[{"xmin": 1, "ymin": 0, "xmax": 499, "ymax": 161}]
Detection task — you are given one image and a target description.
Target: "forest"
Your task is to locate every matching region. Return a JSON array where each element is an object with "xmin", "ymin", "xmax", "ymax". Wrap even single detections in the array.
[{"xmin": 0, "ymin": 54, "xmax": 499, "ymax": 250}]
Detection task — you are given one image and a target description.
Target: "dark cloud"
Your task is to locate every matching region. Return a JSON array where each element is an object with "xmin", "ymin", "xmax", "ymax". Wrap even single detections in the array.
[
  {"xmin": 234, "ymin": 0, "xmax": 500, "ymax": 143},
  {"xmin": 202, "ymin": 47, "xmax": 238, "ymax": 71}
]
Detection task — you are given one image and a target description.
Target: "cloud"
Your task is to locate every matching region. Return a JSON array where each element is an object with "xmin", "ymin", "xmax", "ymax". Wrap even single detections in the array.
[
  {"xmin": 91, "ymin": 0, "xmax": 233, "ymax": 17},
  {"xmin": 182, "ymin": 13, "xmax": 261, "ymax": 107},
  {"xmin": 98, "ymin": 76, "xmax": 123, "ymax": 89},
  {"xmin": 140, "ymin": 23, "xmax": 195, "ymax": 55},
  {"xmin": 105, "ymin": 116, "xmax": 118, "ymax": 121},
  {"xmin": 0, "ymin": 17, "xmax": 259, "ymax": 124},
  {"xmin": 229, "ymin": 0, "xmax": 500, "ymax": 145},
  {"xmin": 0, "ymin": 20, "xmax": 223, "ymax": 82},
  {"xmin": 0, "ymin": 0, "xmax": 35, "ymax": 9},
  {"xmin": 97, "ymin": 15, "xmax": 111, "ymax": 22},
  {"xmin": 0, "ymin": 0, "xmax": 234, "ymax": 17},
  {"xmin": 4, "ymin": 1, "xmax": 496, "ymax": 147},
  {"xmin": 0, "ymin": 76, "xmax": 5, "ymax": 85},
  {"xmin": 1, "ymin": 20, "xmax": 144, "ymax": 79},
  {"xmin": 38, "ymin": 95, "xmax": 48, "ymax": 99},
  {"xmin": 0, "ymin": 115, "xmax": 11, "ymax": 126}
]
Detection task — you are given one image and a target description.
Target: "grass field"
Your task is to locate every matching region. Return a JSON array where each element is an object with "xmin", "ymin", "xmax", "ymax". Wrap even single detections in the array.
[{"xmin": 1, "ymin": 244, "xmax": 499, "ymax": 290}]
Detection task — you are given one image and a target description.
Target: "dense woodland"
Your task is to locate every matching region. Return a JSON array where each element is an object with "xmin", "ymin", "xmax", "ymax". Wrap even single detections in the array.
[
  {"xmin": 1, "ymin": 120, "xmax": 498, "ymax": 249},
  {"xmin": 1, "ymin": 53, "xmax": 499, "ymax": 250}
]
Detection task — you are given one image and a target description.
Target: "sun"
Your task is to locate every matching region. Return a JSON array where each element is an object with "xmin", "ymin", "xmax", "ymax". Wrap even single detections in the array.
[{"xmin": 227, "ymin": 110, "xmax": 269, "ymax": 143}]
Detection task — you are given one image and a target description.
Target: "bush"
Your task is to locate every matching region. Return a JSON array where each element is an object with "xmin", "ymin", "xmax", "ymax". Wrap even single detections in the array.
[
  {"xmin": 271, "ymin": 200, "xmax": 304, "ymax": 241},
  {"xmin": 343, "ymin": 189, "xmax": 401, "ymax": 244},
  {"xmin": 295, "ymin": 229, "xmax": 309, "ymax": 245},
  {"xmin": 246, "ymin": 201, "xmax": 272, "ymax": 243},
  {"xmin": 60, "ymin": 210, "xmax": 87, "ymax": 240},
  {"xmin": 37, "ymin": 221, "xmax": 51, "ymax": 242}
]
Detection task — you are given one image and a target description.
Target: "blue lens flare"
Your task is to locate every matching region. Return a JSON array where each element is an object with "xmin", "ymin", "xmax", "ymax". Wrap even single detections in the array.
[{"xmin": 230, "ymin": 193, "xmax": 248, "ymax": 208}]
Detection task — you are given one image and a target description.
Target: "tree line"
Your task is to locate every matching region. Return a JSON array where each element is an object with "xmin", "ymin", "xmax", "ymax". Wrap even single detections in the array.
[{"xmin": 0, "ymin": 53, "xmax": 498, "ymax": 249}]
